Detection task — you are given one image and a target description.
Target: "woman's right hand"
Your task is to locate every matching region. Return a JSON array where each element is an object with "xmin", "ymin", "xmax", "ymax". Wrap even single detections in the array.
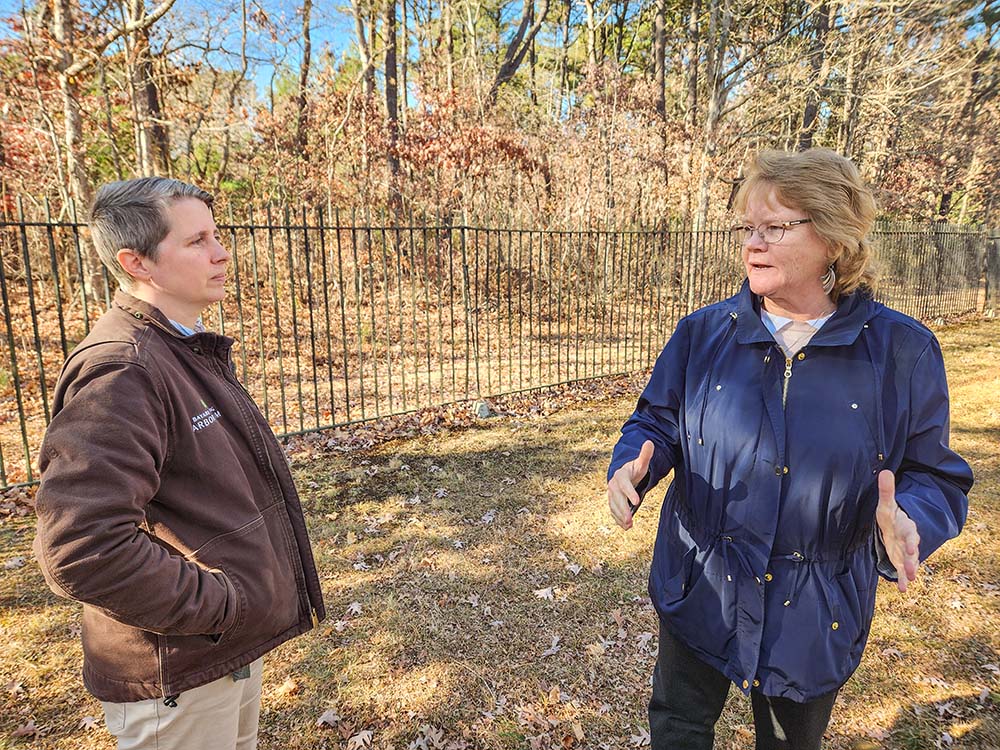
[{"xmin": 607, "ymin": 440, "xmax": 655, "ymax": 531}]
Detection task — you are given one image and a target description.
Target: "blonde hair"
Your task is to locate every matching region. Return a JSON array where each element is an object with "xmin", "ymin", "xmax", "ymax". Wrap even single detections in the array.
[{"xmin": 733, "ymin": 149, "xmax": 878, "ymax": 300}]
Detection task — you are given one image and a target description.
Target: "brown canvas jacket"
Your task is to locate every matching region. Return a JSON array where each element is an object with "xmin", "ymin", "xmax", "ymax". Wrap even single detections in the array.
[{"xmin": 33, "ymin": 291, "xmax": 325, "ymax": 702}]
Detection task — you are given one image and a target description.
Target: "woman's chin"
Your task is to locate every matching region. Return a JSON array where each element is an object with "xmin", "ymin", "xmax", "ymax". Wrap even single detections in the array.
[{"xmin": 747, "ymin": 277, "xmax": 777, "ymax": 298}]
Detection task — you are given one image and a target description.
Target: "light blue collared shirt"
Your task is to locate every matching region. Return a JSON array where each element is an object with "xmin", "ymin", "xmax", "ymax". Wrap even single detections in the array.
[{"xmin": 169, "ymin": 319, "xmax": 205, "ymax": 336}]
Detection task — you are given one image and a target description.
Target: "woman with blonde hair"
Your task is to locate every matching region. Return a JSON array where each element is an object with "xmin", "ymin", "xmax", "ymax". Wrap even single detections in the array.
[{"xmin": 607, "ymin": 149, "xmax": 972, "ymax": 749}]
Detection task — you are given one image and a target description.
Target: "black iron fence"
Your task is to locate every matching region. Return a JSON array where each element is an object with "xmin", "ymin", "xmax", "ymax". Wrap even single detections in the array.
[{"xmin": 1, "ymin": 206, "xmax": 997, "ymax": 490}]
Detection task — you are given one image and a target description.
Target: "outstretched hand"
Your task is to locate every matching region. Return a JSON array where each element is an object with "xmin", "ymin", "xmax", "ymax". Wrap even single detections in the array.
[
  {"xmin": 875, "ymin": 469, "xmax": 921, "ymax": 593},
  {"xmin": 607, "ymin": 440, "xmax": 654, "ymax": 531}
]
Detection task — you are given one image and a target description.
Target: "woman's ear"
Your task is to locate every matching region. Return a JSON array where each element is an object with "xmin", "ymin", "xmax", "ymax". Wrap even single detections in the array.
[{"xmin": 116, "ymin": 248, "xmax": 153, "ymax": 284}]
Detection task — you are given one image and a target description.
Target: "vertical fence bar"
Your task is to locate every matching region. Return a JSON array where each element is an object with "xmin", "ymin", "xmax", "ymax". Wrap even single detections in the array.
[
  {"xmin": 334, "ymin": 209, "xmax": 352, "ymax": 422},
  {"xmin": 405, "ymin": 211, "xmax": 419, "ymax": 409},
  {"xmin": 247, "ymin": 208, "xmax": 270, "ymax": 423},
  {"xmin": 17, "ymin": 199, "xmax": 50, "ymax": 425},
  {"xmin": 317, "ymin": 207, "xmax": 336, "ymax": 424},
  {"xmin": 43, "ymin": 199, "xmax": 69, "ymax": 358},
  {"xmin": 301, "ymin": 208, "xmax": 320, "ymax": 428},
  {"xmin": 365, "ymin": 214, "xmax": 381, "ymax": 417},
  {"xmin": 517, "ymin": 227, "xmax": 525, "ymax": 392},
  {"xmin": 446, "ymin": 216, "xmax": 457, "ymax": 399},
  {"xmin": 265, "ymin": 206, "xmax": 289, "ymax": 433},
  {"xmin": 418, "ymin": 218, "xmax": 432, "ymax": 408},
  {"xmin": 377, "ymin": 217, "xmax": 395, "ymax": 414},
  {"xmin": 476, "ymin": 225, "xmax": 486, "ymax": 396},
  {"xmin": 528, "ymin": 230, "xmax": 541, "ymax": 387},
  {"xmin": 283, "ymin": 207, "xmax": 306, "ymax": 432},
  {"xmin": 226, "ymin": 206, "xmax": 249, "ymax": 387},
  {"xmin": 0, "ymin": 232, "xmax": 32, "ymax": 483},
  {"xmin": 68, "ymin": 201, "xmax": 92, "ymax": 336},
  {"xmin": 348, "ymin": 210, "xmax": 366, "ymax": 419}
]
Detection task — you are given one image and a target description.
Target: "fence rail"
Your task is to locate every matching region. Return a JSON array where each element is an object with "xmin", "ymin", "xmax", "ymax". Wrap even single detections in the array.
[{"xmin": 1, "ymin": 210, "xmax": 997, "ymax": 491}]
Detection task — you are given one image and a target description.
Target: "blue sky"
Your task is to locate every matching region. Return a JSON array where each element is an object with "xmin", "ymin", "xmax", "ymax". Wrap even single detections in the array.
[{"xmin": 0, "ymin": 0, "xmax": 359, "ymax": 97}]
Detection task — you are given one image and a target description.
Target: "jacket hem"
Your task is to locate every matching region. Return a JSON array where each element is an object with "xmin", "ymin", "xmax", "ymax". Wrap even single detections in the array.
[{"xmin": 82, "ymin": 617, "xmax": 314, "ymax": 703}]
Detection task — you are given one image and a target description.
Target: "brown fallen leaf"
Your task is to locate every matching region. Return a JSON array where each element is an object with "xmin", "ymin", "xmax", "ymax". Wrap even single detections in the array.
[
  {"xmin": 541, "ymin": 636, "xmax": 561, "ymax": 657},
  {"xmin": 630, "ymin": 726, "xmax": 651, "ymax": 746},
  {"xmin": 79, "ymin": 715, "xmax": 101, "ymax": 731},
  {"xmin": 275, "ymin": 677, "xmax": 300, "ymax": 698},
  {"xmin": 13, "ymin": 720, "xmax": 38, "ymax": 737},
  {"xmin": 4, "ymin": 680, "xmax": 24, "ymax": 694},
  {"xmin": 316, "ymin": 708, "xmax": 341, "ymax": 728},
  {"xmin": 347, "ymin": 729, "xmax": 374, "ymax": 750}
]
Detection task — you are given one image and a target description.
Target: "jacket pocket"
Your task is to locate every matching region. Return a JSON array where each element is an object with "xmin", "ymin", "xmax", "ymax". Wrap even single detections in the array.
[
  {"xmin": 158, "ymin": 508, "xmax": 305, "ymax": 690},
  {"xmin": 194, "ymin": 510, "xmax": 302, "ymax": 646},
  {"xmin": 651, "ymin": 545, "xmax": 696, "ymax": 611},
  {"xmin": 828, "ymin": 568, "xmax": 871, "ymax": 672}
]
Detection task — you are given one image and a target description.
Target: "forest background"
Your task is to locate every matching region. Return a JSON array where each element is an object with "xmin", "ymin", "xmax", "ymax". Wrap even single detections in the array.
[{"xmin": 1, "ymin": 0, "xmax": 998, "ymax": 227}]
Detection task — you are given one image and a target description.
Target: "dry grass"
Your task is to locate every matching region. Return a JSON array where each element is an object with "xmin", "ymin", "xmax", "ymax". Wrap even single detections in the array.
[{"xmin": 1, "ymin": 317, "xmax": 998, "ymax": 750}]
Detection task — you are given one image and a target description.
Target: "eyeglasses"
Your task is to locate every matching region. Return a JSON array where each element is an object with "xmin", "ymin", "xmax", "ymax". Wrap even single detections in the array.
[{"xmin": 730, "ymin": 219, "xmax": 812, "ymax": 244}]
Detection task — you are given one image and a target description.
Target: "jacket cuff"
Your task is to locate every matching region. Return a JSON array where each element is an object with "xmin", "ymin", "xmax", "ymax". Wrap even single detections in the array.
[
  {"xmin": 873, "ymin": 526, "xmax": 898, "ymax": 581},
  {"xmin": 213, "ymin": 570, "xmax": 242, "ymax": 637}
]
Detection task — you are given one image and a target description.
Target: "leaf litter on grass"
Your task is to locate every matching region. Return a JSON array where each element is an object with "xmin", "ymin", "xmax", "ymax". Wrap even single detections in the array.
[{"xmin": 2, "ymin": 319, "xmax": 999, "ymax": 749}]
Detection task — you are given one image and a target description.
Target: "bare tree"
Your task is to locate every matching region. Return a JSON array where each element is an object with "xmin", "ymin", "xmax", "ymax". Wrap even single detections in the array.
[
  {"xmin": 295, "ymin": 0, "xmax": 314, "ymax": 156},
  {"xmin": 50, "ymin": 0, "xmax": 176, "ymax": 206},
  {"xmin": 485, "ymin": 0, "xmax": 551, "ymax": 107}
]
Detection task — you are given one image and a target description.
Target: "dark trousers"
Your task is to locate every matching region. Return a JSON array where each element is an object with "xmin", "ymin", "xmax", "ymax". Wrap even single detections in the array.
[{"xmin": 650, "ymin": 623, "xmax": 838, "ymax": 750}]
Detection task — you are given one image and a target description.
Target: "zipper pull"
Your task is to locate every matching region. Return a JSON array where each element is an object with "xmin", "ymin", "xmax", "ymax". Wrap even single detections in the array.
[{"xmin": 783, "ymin": 357, "xmax": 793, "ymax": 379}]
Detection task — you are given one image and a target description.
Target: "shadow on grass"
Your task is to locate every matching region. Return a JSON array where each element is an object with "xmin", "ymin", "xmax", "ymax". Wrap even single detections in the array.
[{"xmin": 876, "ymin": 637, "xmax": 1000, "ymax": 749}]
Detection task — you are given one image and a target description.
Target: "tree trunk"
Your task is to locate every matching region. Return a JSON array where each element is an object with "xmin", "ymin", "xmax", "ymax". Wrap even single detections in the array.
[
  {"xmin": 401, "ymin": 0, "xmax": 409, "ymax": 126},
  {"xmin": 485, "ymin": 0, "xmax": 550, "ymax": 107},
  {"xmin": 52, "ymin": 0, "xmax": 93, "ymax": 208},
  {"xmin": 556, "ymin": 0, "xmax": 570, "ymax": 113},
  {"xmin": 797, "ymin": 1, "xmax": 833, "ymax": 151},
  {"xmin": 295, "ymin": 0, "xmax": 313, "ymax": 157},
  {"xmin": 582, "ymin": 0, "xmax": 598, "ymax": 70},
  {"xmin": 351, "ymin": 0, "xmax": 375, "ymax": 99},
  {"xmin": 653, "ymin": 0, "xmax": 666, "ymax": 119},
  {"xmin": 443, "ymin": 0, "xmax": 454, "ymax": 92},
  {"xmin": 694, "ymin": 0, "xmax": 733, "ymax": 230},
  {"xmin": 385, "ymin": 0, "xmax": 402, "ymax": 214},
  {"xmin": 681, "ymin": 0, "xmax": 699, "ymax": 221},
  {"xmin": 653, "ymin": 0, "xmax": 667, "ymax": 189}
]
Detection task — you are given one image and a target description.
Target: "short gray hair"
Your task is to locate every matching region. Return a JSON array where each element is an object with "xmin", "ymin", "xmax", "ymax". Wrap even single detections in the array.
[{"xmin": 89, "ymin": 177, "xmax": 214, "ymax": 290}]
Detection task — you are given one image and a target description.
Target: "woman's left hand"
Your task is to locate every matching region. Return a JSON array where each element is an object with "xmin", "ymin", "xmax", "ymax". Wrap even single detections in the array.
[{"xmin": 876, "ymin": 470, "xmax": 921, "ymax": 593}]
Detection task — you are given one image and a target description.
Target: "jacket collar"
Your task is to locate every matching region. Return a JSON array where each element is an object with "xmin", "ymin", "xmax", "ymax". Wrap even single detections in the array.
[
  {"xmin": 113, "ymin": 290, "xmax": 233, "ymax": 353},
  {"xmin": 114, "ymin": 289, "xmax": 183, "ymax": 335},
  {"xmin": 732, "ymin": 279, "xmax": 881, "ymax": 347}
]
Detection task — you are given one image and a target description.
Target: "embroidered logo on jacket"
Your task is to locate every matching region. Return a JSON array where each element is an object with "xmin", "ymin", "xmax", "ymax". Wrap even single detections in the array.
[{"xmin": 191, "ymin": 399, "xmax": 222, "ymax": 433}]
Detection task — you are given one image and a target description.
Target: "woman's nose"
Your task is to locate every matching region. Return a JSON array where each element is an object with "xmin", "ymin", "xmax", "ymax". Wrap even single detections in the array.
[{"xmin": 745, "ymin": 230, "xmax": 768, "ymax": 251}]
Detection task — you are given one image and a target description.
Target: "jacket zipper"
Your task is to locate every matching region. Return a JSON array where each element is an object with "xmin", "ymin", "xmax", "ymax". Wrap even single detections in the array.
[
  {"xmin": 216, "ymin": 353, "xmax": 320, "ymax": 628},
  {"xmin": 782, "ymin": 355, "xmax": 793, "ymax": 409}
]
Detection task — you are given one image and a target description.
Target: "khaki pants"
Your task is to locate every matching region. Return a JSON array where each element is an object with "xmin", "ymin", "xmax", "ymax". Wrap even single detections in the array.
[{"xmin": 100, "ymin": 658, "xmax": 263, "ymax": 750}]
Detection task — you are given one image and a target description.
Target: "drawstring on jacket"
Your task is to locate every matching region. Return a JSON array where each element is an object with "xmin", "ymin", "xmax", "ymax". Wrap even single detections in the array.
[{"xmin": 719, "ymin": 534, "xmax": 757, "ymax": 583}]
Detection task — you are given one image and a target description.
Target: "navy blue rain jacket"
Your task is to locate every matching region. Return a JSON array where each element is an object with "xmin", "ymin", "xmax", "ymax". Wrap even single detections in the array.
[{"xmin": 608, "ymin": 282, "xmax": 973, "ymax": 701}]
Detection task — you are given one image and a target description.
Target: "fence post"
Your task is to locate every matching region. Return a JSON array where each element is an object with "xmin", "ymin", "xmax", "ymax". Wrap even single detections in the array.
[{"xmin": 986, "ymin": 232, "xmax": 1000, "ymax": 314}]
